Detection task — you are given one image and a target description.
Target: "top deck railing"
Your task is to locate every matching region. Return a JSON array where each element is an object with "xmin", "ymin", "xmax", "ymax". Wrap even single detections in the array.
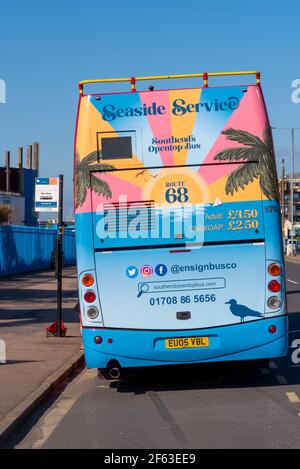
[{"xmin": 79, "ymin": 70, "xmax": 261, "ymax": 94}]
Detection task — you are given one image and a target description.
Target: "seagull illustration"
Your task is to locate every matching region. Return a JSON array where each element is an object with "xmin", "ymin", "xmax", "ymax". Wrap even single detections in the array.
[
  {"xmin": 213, "ymin": 198, "xmax": 223, "ymax": 207},
  {"xmin": 225, "ymin": 299, "xmax": 263, "ymax": 323}
]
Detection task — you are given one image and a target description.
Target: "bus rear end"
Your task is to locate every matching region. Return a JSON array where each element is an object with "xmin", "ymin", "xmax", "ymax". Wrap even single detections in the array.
[{"xmin": 74, "ymin": 72, "xmax": 288, "ymax": 375}]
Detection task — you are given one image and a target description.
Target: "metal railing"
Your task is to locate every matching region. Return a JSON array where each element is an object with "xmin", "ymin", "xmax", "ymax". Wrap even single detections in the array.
[{"xmin": 79, "ymin": 70, "xmax": 261, "ymax": 94}]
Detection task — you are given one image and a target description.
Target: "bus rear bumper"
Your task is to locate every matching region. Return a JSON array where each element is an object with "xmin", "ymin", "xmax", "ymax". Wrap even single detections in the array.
[{"xmin": 82, "ymin": 316, "xmax": 288, "ymax": 370}]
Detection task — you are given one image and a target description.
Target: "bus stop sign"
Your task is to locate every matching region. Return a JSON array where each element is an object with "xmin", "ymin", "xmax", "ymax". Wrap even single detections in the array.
[{"xmin": 35, "ymin": 177, "xmax": 59, "ymax": 212}]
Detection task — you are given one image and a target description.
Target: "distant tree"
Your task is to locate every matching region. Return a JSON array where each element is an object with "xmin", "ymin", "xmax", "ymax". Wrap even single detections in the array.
[{"xmin": 0, "ymin": 205, "xmax": 12, "ymax": 224}]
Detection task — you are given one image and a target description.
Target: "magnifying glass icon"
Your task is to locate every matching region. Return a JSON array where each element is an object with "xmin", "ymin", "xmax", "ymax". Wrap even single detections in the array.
[{"xmin": 137, "ymin": 283, "xmax": 149, "ymax": 298}]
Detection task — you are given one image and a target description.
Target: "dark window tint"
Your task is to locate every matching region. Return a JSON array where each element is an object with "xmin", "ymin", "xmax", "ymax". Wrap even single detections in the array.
[{"xmin": 101, "ymin": 137, "xmax": 132, "ymax": 160}]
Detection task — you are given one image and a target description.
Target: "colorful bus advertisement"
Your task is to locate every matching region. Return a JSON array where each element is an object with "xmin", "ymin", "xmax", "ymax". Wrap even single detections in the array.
[{"xmin": 74, "ymin": 72, "xmax": 288, "ymax": 377}]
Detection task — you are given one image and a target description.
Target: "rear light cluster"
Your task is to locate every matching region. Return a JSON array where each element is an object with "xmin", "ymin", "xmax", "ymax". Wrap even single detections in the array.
[
  {"xmin": 84, "ymin": 291, "xmax": 96, "ymax": 303},
  {"xmin": 268, "ymin": 263, "xmax": 281, "ymax": 277},
  {"xmin": 268, "ymin": 280, "xmax": 281, "ymax": 293},
  {"xmin": 267, "ymin": 262, "xmax": 282, "ymax": 311},
  {"xmin": 81, "ymin": 273, "xmax": 100, "ymax": 320},
  {"xmin": 82, "ymin": 273, "xmax": 94, "ymax": 287},
  {"xmin": 267, "ymin": 297, "xmax": 281, "ymax": 309},
  {"xmin": 87, "ymin": 306, "xmax": 99, "ymax": 320}
]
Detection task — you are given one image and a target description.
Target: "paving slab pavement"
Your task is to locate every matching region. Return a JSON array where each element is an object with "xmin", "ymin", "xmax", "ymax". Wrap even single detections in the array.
[{"xmin": 0, "ymin": 267, "xmax": 83, "ymax": 444}]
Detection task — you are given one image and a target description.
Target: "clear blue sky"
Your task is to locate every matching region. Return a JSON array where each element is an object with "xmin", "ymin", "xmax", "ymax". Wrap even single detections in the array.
[{"xmin": 1, "ymin": 0, "xmax": 300, "ymax": 216}]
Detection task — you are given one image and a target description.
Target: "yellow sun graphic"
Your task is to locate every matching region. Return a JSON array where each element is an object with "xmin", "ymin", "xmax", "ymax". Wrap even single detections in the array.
[{"xmin": 142, "ymin": 168, "xmax": 209, "ymax": 206}]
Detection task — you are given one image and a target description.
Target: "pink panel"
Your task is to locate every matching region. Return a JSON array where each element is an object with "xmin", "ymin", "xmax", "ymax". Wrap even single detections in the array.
[
  {"xmin": 199, "ymin": 86, "xmax": 267, "ymax": 185},
  {"xmin": 76, "ymin": 187, "xmax": 92, "ymax": 213},
  {"xmin": 76, "ymin": 175, "xmax": 143, "ymax": 214}
]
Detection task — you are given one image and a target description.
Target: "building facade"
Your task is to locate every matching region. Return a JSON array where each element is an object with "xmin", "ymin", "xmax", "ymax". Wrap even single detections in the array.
[{"xmin": 0, "ymin": 143, "xmax": 39, "ymax": 226}]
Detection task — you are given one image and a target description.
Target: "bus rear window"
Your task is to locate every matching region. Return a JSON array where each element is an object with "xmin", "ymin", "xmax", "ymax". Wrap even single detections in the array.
[{"xmin": 101, "ymin": 136, "xmax": 133, "ymax": 160}]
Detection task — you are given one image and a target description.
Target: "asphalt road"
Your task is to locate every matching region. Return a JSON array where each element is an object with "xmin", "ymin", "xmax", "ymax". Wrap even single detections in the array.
[{"xmin": 13, "ymin": 261, "xmax": 300, "ymax": 449}]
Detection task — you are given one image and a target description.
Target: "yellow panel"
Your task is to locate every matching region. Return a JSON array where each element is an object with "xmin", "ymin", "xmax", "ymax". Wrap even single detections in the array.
[
  {"xmin": 76, "ymin": 97, "xmax": 116, "ymax": 159},
  {"xmin": 208, "ymin": 174, "xmax": 266, "ymax": 202},
  {"xmin": 76, "ymin": 98, "xmax": 145, "ymax": 184}
]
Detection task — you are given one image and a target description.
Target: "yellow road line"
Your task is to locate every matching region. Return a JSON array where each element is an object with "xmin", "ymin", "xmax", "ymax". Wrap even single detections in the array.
[{"xmin": 286, "ymin": 392, "xmax": 300, "ymax": 403}]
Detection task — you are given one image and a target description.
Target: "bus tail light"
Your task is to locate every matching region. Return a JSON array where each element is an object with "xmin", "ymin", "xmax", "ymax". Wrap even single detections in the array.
[
  {"xmin": 82, "ymin": 274, "xmax": 94, "ymax": 287},
  {"xmin": 94, "ymin": 336, "xmax": 103, "ymax": 344},
  {"xmin": 269, "ymin": 325, "xmax": 277, "ymax": 334},
  {"xmin": 268, "ymin": 263, "xmax": 281, "ymax": 277},
  {"xmin": 267, "ymin": 296, "xmax": 281, "ymax": 309},
  {"xmin": 84, "ymin": 291, "xmax": 96, "ymax": 303},
  {"xmin": 87, "ymin": 306, "xmax": 99, "ymax": 319},
  {"xmin": 268, "ymin": 280, "xmax": 281, "ymax": 293}
]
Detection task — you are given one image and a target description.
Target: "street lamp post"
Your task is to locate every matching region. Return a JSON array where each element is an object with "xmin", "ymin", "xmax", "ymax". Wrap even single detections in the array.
[
  {"xmin": 290, "ymin": 128, "xmax": 296, "ymax": 254},
  {"xmin": 271, "ymin": 126, "xmax": 299, "ymax": 255},
  {"xmin": 281, "ymin": 158, "xmax": 285, "ymax": 233}
]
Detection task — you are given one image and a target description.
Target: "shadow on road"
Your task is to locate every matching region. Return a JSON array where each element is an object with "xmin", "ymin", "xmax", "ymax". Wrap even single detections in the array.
[
  {"xmin": 2, "ymin": 360, "xmax": 41, "ymax": 365},
  {"xmin": 0, "ymin": 305, "xmax": 79, "ymax": 327},
  {"xmin": 0, "ymin": 289, "xmax": 78, "ymax": 303},
  {"xmin": 287, "ymin": 290, "xmax": 300, "ymax": 296},
  {"xmin": 111, "ymin": 360, "xmax": 298, "ymax": 395},
  {"xmin": 108, "ymin": 313, "xmax": 300, "ymax": 395},
  {"xmin": 0, "ymin": 267, "xmax": 77, "ymax": 284},
  {"xmin": 289, "ymin": 311, "xmax": 300, "ymax": 332}
]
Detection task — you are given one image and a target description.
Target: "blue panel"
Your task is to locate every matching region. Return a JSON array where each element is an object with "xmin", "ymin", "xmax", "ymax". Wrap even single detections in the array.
[
  {"xmin": 35, "ymin": 178, "xmax": 50, "ymax": 184},
  {"xmin": 23, "ymin": 168, "xmax": 38, "ymax": 226},
  {"xmin": 81, "ymin": 199, "xmax": 265, "ymax": 251},
  {"xmin": 0, "ymin": 225, "xmax": 76, "ymax": 276},
  {"xmin": 82, "ymin": 315, "xmax": 288, "ymax": 369}
]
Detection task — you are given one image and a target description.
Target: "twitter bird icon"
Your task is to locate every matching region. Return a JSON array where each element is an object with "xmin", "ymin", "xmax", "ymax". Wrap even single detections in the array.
[{"xmin": 126, "ymin": 266, "xmax": 139, "ymax": 279}]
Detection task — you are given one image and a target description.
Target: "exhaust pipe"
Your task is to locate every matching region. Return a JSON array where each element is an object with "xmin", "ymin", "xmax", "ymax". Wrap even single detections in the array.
[{"xmin": 106, "ymin": 365, "xmax": 121, "ymax": 380}]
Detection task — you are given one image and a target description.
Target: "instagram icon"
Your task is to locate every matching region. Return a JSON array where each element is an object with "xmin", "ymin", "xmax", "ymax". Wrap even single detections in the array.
[{"xmin": 141, "ymin": 265, "xmax": 153, "ymax": 277}]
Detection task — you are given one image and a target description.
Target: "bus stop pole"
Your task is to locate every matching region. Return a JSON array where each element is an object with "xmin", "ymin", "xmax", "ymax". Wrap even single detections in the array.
[{"xmin": 57, "ymin": 174, "xmax": 64, "ymax": 337}]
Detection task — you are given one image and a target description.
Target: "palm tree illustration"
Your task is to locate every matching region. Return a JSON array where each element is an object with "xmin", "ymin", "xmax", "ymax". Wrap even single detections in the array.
[
  {"xmin": 214, "ymin": 126, "xmax": 279, "ymax": 200},
  {"xmin": 75, "ymin": 151, "xmax": 115, "ymax": 208}
]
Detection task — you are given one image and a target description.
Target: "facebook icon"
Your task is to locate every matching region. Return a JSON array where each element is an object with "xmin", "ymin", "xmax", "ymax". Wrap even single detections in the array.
[{"xmin": 155, "ymin": 264, "xmax": 168, "ymax": 276}]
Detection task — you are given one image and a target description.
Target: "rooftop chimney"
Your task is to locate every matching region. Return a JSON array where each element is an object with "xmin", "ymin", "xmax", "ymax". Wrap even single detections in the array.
[
  {"xmin": 32, "ymin": 142, "xmax": 39, "ymax": 173},
  {"xmin": 26, "ymin": 145, "xmax": 32, "ymax": 169},
  {"xmin": 4, "ymin": 151, "xmax": 10, "ymax": 192},
  {"xmin": 17, "ymin": 146, "xmax": 24, "ymax": 195}
]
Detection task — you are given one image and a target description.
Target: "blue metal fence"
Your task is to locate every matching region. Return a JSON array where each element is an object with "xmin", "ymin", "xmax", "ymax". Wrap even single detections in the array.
[{"xmin": 0, "ymin": 225, "xmax": 76, "ymax": 277}]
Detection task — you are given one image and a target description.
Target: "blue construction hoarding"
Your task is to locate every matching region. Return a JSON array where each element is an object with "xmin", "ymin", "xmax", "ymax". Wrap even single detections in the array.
[{"xmin": 0, "ymin": 225, "xmax": 76, "ymax": 276}]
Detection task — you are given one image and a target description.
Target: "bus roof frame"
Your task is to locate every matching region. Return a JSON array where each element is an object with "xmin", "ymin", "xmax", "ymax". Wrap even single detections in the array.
[{"xmin": 79, "ymin": 71, "xmax": 261, "ymax": 95}]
